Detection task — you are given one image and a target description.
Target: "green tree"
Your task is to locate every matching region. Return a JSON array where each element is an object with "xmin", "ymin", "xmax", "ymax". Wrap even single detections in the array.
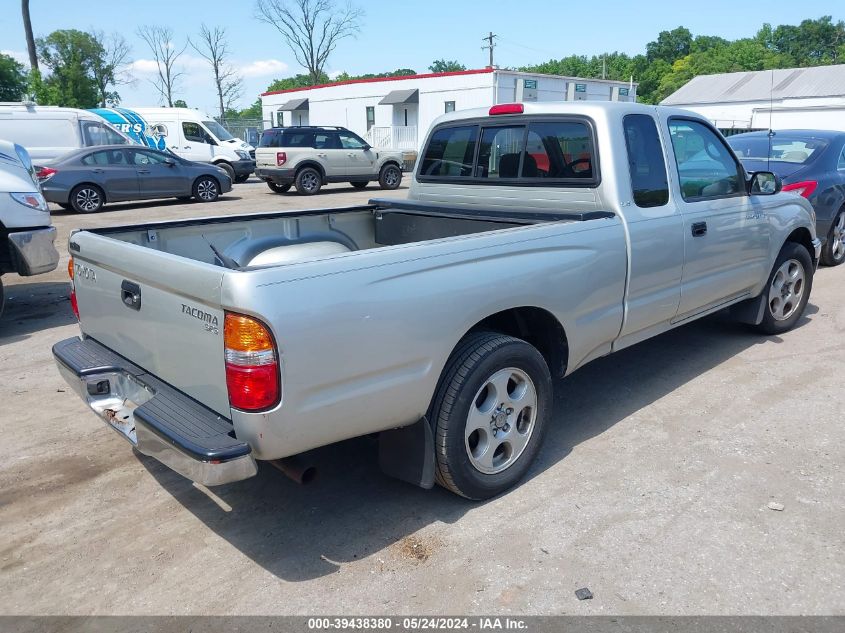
[
  {"xmin": 173, "ymin": 99, "xmax": 188, "ymax": 108},
  {"xmin": 428, "ymin": 59, "xmax": 466, "ymax": 73},
  {"xmin": 35, "ymin": 29, "xmax": 102, "ymax": 107},
  {"xmin": 0, "ymin": 53, "xmax": 28, "ymax": 101},
  {"xmin": 767, "ymin": 16, "xmax": 845, "ymax": 65},
  {"xmin": 265, "ymin": 72, "xmax": 328, "ymax": 92},
  {"xmin": 646, "ymin": 27, "xmax": 693, "ymax": 63}
]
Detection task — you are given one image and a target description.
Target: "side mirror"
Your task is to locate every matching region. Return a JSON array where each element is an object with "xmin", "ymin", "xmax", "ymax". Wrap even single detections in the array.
[
  {"xmin": 748, "ymin": 171, "xmax": 781, "ymax": 195},
  {"xmin": 362, "ymin": 143, "xmax": 372, "ymax": 151},
  {"xmin": 163, "ymin": 157, "xmax": 176, "ymax": 166}
]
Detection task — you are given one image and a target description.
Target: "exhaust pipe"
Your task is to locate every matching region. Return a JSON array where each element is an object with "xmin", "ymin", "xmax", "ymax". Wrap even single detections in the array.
[{"xmin": 270, "ymin": 456, "xmax": 316, "ymax": 485}]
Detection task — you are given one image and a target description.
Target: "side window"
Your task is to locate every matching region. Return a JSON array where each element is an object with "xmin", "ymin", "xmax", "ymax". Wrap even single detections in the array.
[
  {"xmin": 623, "ymin": 114, "xmax": 669, "ymax": 207},
  {"xmin": 315, "ymin": 133, "xmax": 340, "ymax": 149},
  {"xmin": 129, "ymin": 150, "xmax": 167, "ymax": 165},
  {"xmin": 281, "ymin": 131, "xmax": 315, "ymax": 148},
  {"xmin": 444, "ymin": 101, "xmax": 456, "ymax": 113},
  {"xmin": 669, "ymin": 119, "xmax": 743, "ymax": 200},
  {"xmin": 339, "ymin": 132, "xmax": 367, "ymax": 150},
  {"xmin": 82, "ymin": 150, "xmax": 127, "ymax": 165},
  {"xmin": 477, "ymin": 126, "xmax": 525, "ymax": 178},
  {"xmin": 80, "ymin": 121, "xmax": 126, "ymax": 146},
  {"xmin": 183, "ymin": 122, "xmax": 208, "ymax": 144},
  {"xmin": 523, "ymin": 121, "xmax": 595, "ymax": 179},
  {"xmin": 366, "ymin": 106, "xmax": 375, "ymax": 131},
  {"xmin": 838, "ymin": 145, "xmax": 845, "ymax": 171},
  {"xmin": 419, "ymin": 125, "xmax": 479, "ymax": 177}
]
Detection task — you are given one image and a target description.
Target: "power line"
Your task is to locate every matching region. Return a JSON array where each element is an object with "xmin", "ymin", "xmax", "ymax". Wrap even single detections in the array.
[{"xmin": 481, "ymin": 32, "xmax": 498, "ymax": 68}]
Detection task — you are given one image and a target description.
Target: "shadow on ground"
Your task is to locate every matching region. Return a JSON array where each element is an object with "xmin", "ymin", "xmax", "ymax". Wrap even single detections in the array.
[
  {"xmin": 140, "ymin": 304, "xmax": 818, "ymax": 582},
  {"xmin": 0, "ymin": 281, "xmax": 74, "ymax": 344}
]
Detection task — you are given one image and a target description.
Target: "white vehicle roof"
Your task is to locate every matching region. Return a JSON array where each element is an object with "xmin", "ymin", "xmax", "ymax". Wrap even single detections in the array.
[
  {"xmin": 0, "ymin": 102, "xmax": 105, "ymax": 120},
  {"xmin": 126, "ymin": 107, "xmax": 214, "ymax": 121}
]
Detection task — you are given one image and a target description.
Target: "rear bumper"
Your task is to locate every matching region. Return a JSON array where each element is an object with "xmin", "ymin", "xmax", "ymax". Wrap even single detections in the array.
[
  {"xmin": 53, "ymin": 336, "xmax": 257, "ymax": 486},
  {"xmin": 255, "ymin": 167, "xmax": 295, "ymax": 184},
  {"xmin": 231, "ymin": 159, "xmax": 255, "ymax": 177},
  {"xmin": 7, "ymin": 227, "xmax": 60, "ymax": 276}
]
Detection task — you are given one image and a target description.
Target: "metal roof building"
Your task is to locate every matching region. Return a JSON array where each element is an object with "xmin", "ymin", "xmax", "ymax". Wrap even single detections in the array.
[{"xmin": 661, "ymin": 65, "xmax": 845, "ymax": 133}]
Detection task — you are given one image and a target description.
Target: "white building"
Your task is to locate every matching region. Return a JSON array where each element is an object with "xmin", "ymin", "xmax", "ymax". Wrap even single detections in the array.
[
  {"xmin": 661, "ymin": 65, "xmax": 845, "ymax": 133},
  {"xmin": 261, "ymin": 68, "xmax": 637, "ymax": 151}
]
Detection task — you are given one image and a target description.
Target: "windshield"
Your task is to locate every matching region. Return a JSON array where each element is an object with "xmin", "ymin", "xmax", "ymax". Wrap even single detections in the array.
[
  {"xmin": 729, "ymin": 135, "xmax": 828, "ymax": 165},
  {"xmin": 202, "ymin": 120, "xmax": 235, "ymax": 141}
]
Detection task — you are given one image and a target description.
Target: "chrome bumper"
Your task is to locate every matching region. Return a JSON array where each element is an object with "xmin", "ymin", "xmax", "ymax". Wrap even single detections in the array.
[
  {"xmin": 8, "ymin": 227, "xmax": 60, "ymax": 276},
  {"xmin": 53, "ymin": 337, "xmax": 257, "ymax": 487}
]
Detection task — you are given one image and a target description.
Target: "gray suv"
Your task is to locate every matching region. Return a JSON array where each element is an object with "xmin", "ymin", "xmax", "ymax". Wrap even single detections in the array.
[{"xmin": 255, "ymin": 126, "xmax": 404, "ymax": 195}]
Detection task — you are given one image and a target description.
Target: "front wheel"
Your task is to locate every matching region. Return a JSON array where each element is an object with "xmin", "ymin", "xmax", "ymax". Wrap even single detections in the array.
[
  {"xmin": 378, "ymin": 164, "xmax": 402, "ymax": 190},
  {"xmin": 757, "ymin": 242, "xmax": 813, "ymax": 335},
  {"xmin": 267, "ymin": 181, "xmax": 291, "ymax": 194},
  {"xmin": 69, "ymin": 184, "xmax": 104, "ymax": 213},
  {"xmin": 430, "ymin": 332, "xmax": 552, "ymax": 500},
  {"xmin": 193, "ymin": 176, "xmax": 220, "ymax": 202},
  {"xmin": 821, "ymin": 209, "xmax": 845, "ymax": 266}
]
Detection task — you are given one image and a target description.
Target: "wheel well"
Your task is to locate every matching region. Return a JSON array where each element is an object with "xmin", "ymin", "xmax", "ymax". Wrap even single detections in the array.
[
  {"xmin": 296, "ymin": 161, "xmax": 326, "ymax": 181},
  {"xmin": 381, "ymin": 161, "xmax": 401, "ymax": 173},
  {"xmin": 194, "ymin": 175, "xmax": 220, "ymax": 189},
  {"xmin": 785, "ymin": 227, "xmax": 815, "ymax": 262},
  {"xmin": 468, "ymin": 307, "xmax": 568, "ymax": 377},
  {"xmin": 72, "ymin": 182, "xmax": 107, "ymax": 203}
]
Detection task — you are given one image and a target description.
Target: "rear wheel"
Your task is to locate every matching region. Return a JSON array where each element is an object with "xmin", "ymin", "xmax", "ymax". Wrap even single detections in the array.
[
  {"xmin": 821, "ymin": 209, "xmax": 845, "ymax": 266},
  {"xmin": 193, "ymin": 176, "xmax": 220, "ymax": 202},
  {"xmin": 430, "ymin": 332, "xmax": 552, "ymax": 500},
  {"xmin": 757, "ymin": 242, "xmax": 813, "ymax": 335},
  {"xmin": 295, "ymin": 167, "xmax": 322, "ymax": 195},
  {"xmin": 378, "ymin": 164, "xmax": 402, "ymax": 190},
  {"xmin": 267, "ymin": 181, "xmax": 291, "ymax": 194},
  {"xmin": 69, "ymin": 184, "xmax": 104, "ymax": 213},
  {"xmin": 350, "ymin": 181, "xmax": 369, "ymax": 189}
]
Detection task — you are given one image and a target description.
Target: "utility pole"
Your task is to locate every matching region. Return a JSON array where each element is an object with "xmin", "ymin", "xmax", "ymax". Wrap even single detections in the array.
[{"xmin": 482, "ymin": 31, "xmax": 497, "ymax": 68}]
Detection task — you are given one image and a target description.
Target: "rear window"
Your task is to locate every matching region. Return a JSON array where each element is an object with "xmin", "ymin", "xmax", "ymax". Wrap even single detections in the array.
[
  {"xmin": 418, "ymin": 118, "xmax": 597, "ymax": 184},
  {"xmin": 728, "ymin": 135, "xmax": 829, "ymax": 164}
]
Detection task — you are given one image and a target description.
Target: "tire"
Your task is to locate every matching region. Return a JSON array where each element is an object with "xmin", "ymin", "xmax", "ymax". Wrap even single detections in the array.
[
  {"xmin": 193, "ymin": 176, "xmax": 220, "ymax": 203},
  {"xmin": 267, "ymin": 181, "xmax": 291, "ymax": 194},
  {"xmin": 757, "ymin": 242, "xmax": 814, "ymax": 335},
  {"xmin": 0, "ymin": 277, "xmax": 5, "ymax": 320},
  {"xmin": 216, "ymin": 162, "xmax": 235, "ymax": 182},
  {"xmin": 58, "ymin": 203, "xmax": 71, "ymax": 210},
  {"xmin": 295, "ymin": 167, "xmax": 322, "ymax": 195},
  {"xmin": 234, "ymin": 174, "xmax": 249, "ymax": 184},
  {"xmin": 69, "ymin": 184, "xmax": 104, "ymax": 213},
  {"xmin": 378, "ymin": 164, "xmax": 402, "ymax": 190},
  {"xmin": 821, "ymin": 208, "xmax": 845, "ymax": 267},
  {"xmin": 350, "ymin": 181, "xmax": 369, "ymax": 189},
  {"xmin": 430, "ymin": 331, "xmax": 552, "ymax": 500}
]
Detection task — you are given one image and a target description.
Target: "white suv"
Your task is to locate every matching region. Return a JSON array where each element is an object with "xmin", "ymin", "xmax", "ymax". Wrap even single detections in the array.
[{"xmin": 255, "ymin": 126, "xmax": 404, "ymax": 195}]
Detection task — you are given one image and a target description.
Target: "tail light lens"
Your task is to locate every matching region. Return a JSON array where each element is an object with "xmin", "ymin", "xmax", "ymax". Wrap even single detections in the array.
[
  {"xmin": 224, "ymin": 312, "xmax": 280, "ymax": 411},
  {"xmin": 489, "ymin": 103, "xmax": 524, "ymax": 116},
  {"xmin": 782, "ymin": 180, "xmax": 817, "ymax": 199},
  {"xmin": 36, "ymin": 167, "xmax": 57, "ymax": 182},
  {"xmin": 276, "ymin": 152, "xmax": 287, "ymax": 166},
  {"xmin": 68, "ymin": 257, "xmax": 79, "ymax": 320}
]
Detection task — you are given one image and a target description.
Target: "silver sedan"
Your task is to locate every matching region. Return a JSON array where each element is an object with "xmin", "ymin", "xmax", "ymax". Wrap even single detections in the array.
[{"xmin": 38, "ymin": 145, "xmax": 232, "ymax": 213}]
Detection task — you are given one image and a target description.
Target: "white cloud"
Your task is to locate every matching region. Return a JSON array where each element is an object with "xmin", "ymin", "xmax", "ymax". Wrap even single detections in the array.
[
  {"xmin": 327, "ymin": 69, "xmax": 345, "ymax": 80},
  {"xmin": 1, "ymin": 50, "xmax": 30, "ymax": 65},
  {"xmin": 240, "ymin": 59, "xmax": 289, "ymax": 78},
  {"xmin": 129, "ymin": 59, "xmax": 160, "ymax": 74}
]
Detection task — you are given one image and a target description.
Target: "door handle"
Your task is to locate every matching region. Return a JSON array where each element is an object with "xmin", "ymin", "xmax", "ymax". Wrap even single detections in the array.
[
  {"xmin": 137, "ymin": 169, "xmax": 150, "ymax": 174},
  {"xmin": 120, "ymin": 280, "xmax": 141, "ymax": 310},
  {"xmin": 317, "ymin": 153, "xmax": 327, "ymax": 157},
  {"xmin": 184, "ymin": 146, "xmax": 191, "ymax": 149},
  {"xmin": 92, "ymin": 168, "xmax": 104, "ymax": 173},
  {"xmin": 691, "ymin": 221, "xmax": 708, "ymax": 237}
]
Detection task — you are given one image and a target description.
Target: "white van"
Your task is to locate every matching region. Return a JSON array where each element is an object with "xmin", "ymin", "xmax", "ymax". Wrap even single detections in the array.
[
  {"xmin": 126, "ymin": 107, "xmax": 255, "ymax": 182},
  {"xmin": 0, "ymin": 103, "xmax": 132, "ymax": 165}
]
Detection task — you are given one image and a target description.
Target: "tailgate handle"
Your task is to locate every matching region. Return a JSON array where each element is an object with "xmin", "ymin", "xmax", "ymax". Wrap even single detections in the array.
[{"xmin": 121, "ymin": 280, "xmax": 142, "ymax": 310}]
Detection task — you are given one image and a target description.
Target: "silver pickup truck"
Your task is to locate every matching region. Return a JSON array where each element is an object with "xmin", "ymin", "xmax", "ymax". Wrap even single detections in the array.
[{"xmin": 53, "ymin": 102, "xmax": 820, "ymax": 500}]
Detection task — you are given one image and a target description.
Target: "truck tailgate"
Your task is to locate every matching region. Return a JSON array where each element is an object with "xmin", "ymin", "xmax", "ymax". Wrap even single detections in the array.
[{"xmin": 70, "ymin": 231, "xmax": 230, "ymax": 416}]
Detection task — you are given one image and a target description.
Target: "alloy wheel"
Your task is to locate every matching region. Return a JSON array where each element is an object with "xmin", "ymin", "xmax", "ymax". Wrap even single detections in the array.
[{"xmin": 768, "ymin": 258, "xmax": 805, "ymax": 321}]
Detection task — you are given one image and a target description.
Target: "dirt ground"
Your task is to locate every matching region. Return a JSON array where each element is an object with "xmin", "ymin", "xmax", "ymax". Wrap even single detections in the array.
[{"xmin": 1, "ymin": 179, "xmax": 843, "ymax": 615}]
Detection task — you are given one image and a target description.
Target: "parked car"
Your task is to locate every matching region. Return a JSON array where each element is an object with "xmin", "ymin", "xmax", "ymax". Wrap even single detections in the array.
[
  {"xmin": 255, "ymin": 126, "xmax": 404, "ymax": 195},
  {"xmin": 0, "ymin": 140, "xmax": 59, "ymax": 317},
  {"xmin": 54, "ymin": 102, "xmax": 819, "ymax": 500},
  {"xmin": 728, "ymin": 130, "xmax": 845, "ymax": 266},
  {"xmin": 0, "ymin": 103, "xmax": 133, "ymax": 165},
  {"xmin": 121, "ymin": 107, "xmax": 255, "ymax": 183},
  {"xmin": 37, "ymin": 145, "xmax": 232, "ymax": 213}
]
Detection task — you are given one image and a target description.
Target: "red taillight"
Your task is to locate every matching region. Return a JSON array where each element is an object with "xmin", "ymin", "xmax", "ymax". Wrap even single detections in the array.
[
  {"xmin": 224, "ymin": 312, "xmax": 280, "ymax": 411},
  {"xmin": 782, "ymin": 180, "xmax": 817, "ymax": 199},
  {"xmin": 37, "ymin": 167, "xmax": 57, "ymax": 182},
  {"xmin": 489, "ymin": 103, "xmax": 524, "ymax": 116},
  {"xmin": 68, "ymin": 257, "xmax": 79, "ymax": 320},
  {"xmin": 276, "ymin": 152, "xmax": 287, "ymax": 166}
]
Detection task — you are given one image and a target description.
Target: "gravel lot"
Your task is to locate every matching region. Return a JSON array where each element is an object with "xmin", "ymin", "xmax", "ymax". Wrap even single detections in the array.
[{"xmin": 1, "ymin": 179, "xmax": 843, "ymax": 615}]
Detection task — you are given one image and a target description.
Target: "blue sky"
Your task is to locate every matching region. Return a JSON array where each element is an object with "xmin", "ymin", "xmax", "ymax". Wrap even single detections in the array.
[{"xmin": 2, "ymin": 0, "xmax": 842, "ymax": 114}]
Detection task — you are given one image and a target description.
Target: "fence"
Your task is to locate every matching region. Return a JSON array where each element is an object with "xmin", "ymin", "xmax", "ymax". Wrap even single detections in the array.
[{"xmin": 216, "ymin": 118, "xmax": 271, "ymax": 147}]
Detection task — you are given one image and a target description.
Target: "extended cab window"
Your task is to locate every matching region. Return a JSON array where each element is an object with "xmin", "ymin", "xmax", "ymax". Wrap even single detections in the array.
[
  {"xmin": 523, "ymin": 121, "xmax": 594, "ymax": 179},
  {"xmin": 623, "ymin": 114, "xmax": 669, "ymax": 207},
  {"xmin": 669, "ymin": 119, "xmax": 742, "ymax": 200},
  {"xmin": 419, "ymin": 125, "xmax": 479, "ymax": 178}
]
